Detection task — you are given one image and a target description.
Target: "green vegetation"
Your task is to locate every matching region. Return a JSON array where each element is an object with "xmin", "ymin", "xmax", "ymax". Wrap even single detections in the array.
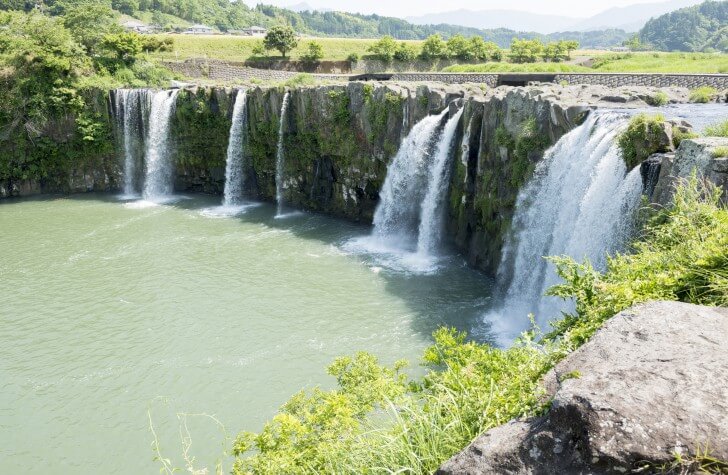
[
  {"xmin": 548, "ymin": 176, "xmax": 728, "ymax": 347},
  {"xmin": 0, "ymin": 0, "xmax": 628, "ymax": 47},
  {"xmin": 646, "ymin": 90, "xmax": 669, "ymax": 106},
  {"xmin": 263, "ymin": 25, "xmax": 298, "ymax": 58},
  {"xmin": 618, "ymin": 113, "xmax": 671, "ymax": 170},
  {"xmin": 229, "ymin": 177, "xmax": 728, "ymax": 473},
  {"xmin": 706, "ymin": 120, "xmax": 728, "ymax": 137},
  {"xmin": 638, "ymin": 0, "xmax": 728, "ymax": 52},
  {"xmin": 0, "ymin": 4, "xmax": 172, "ymax": 186},
  {"xmin": 690, "ymin": 86, "xmax": 719, "ymax": 103},
  {"xmin": 300, "ymin": 41, "xmax": 324, "ymax": 63},
  {"xmin": 713, "ymin": 146, "xmax": 728, "ymax": 158}
]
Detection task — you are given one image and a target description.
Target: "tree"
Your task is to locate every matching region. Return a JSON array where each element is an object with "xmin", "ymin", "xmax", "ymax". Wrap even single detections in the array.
[
  {"xmin": 393, "ymin": 41, "xmax": 417, "ymax": 61},
  {"xmin": 468, "ymin": 36, "xmax": 501, "ymax": 61},
  {"xmin": 367, "ymin": 35, "xmax": 397, "ymax": 61},
  {"xmin": 101, "ymin": 31, "xmax": 142, "ymax": 63},
  {"xmin": 419, "ymin": 34, "xmax": 447, "ymax": 60},
  {"xmin": 111, "ymin": 0, "xmax": 138, "ymax": 15},
  {"xmin": 263, "ymin": 25, "xmax": 297, "ymax": 58},
  {"xmin": 61, "ymin": 0, "xmax": 121, "ymax": 55},
  {"xmin": 446, "ymin": 34, "xmax": 472, "ymax": 60},
  {"xmin": 250, "ymin": 40, "xmax": 267, "ymax": 58},
  {"xmin": 300, "ymin": 40, "xmax": 323, "ymax": 63},
  {"xmin": 509, "ymin": 38, "xmax": 544, "ymax": 63}
]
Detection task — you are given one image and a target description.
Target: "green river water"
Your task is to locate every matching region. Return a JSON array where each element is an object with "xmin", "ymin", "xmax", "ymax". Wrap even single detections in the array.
[{"xmin": 0, "ymin": 194, "xmax": 493, "ymax": 474}]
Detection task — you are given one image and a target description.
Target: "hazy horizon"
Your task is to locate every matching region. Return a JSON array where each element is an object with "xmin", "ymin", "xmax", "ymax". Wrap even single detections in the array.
[{"xmin": 244, "ymin": 0, "xmax": 703, "ymax": 19}]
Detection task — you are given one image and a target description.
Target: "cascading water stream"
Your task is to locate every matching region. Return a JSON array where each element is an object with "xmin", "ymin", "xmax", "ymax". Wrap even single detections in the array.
[
  {"xmin": 489, "ymin": 110, "xmax": 643, "ymax": 339},
  {"xmin": 371, "ymin": 108, "xmax": 449, "ymax": 248},
  {"xmin": 114, "ymin": 89, "xmax": 150, "ymax": 197},
  {"xmin": 275, "ymin": 92, "xmax": 291, "ymax": 217},
  {"xmin": 142, "ymin": 89, "xmax": 179, "ymax": 201},
  {"xmin": 417, "ymin": 108, "xmax": 464, "ymax": 256},
  {"xmin": 223, "ymin": 89, "xmax": 248, "ymax": 207}
]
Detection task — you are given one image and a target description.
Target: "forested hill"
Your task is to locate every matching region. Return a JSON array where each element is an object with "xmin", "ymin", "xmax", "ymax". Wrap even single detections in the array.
[
  {"xmin": 0, "ymin": 0, "xmax": 629, "ymax": 48},
  {"xmin": 638, "ymin": 0, "xmax": 728, "ymax": 51}
]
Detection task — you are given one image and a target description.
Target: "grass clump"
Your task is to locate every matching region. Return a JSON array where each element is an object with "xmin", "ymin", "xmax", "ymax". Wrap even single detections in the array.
[
  {"xmin": 713, "ymin": 146, "xmax": 728, "ymax": 158},
  {"xmin": 689, "ymin": 86, "xmax": 718, "ymax": 103},
  {"xmin": 645, "ymin": 90, "xmax": 669, "ymax": 106},
  {"xmin": 283, "ymin": 73, "xmax": 317, "ymax": 88},
  {"xmin": 618, "ymin": 113, "xmax": 670, "ymax": 169},
  {"xmin": 705, "ymin": 120, "xmax": 728, "ymax": 138},
  {"xmin": 226, "ymin": 178, "xmax": 728, "ymax": 474}
]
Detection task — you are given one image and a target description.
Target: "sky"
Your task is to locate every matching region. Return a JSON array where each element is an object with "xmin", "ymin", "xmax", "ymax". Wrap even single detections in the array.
[{"xmin": 243, "ymin": 0, "xmax": 682, "ymax": 19}]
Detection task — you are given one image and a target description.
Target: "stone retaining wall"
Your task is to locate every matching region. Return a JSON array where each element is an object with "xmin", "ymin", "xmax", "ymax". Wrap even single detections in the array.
[
  {"xmin": 554, "ymin": 73, "xmax": 728, "ymax": 89},
  {"xmin": 162, "ymin": 59, "xmax": 349, "ymax": 83},
  {"xmin": 163, "ymin": 60, "xmax": 728, "ymax": 90}
]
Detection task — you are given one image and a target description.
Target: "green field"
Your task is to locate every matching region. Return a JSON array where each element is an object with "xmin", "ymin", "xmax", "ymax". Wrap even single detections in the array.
[
  {"xmin": 150, "ymin": 35, "xmax": 728, "ymax": 74},
  {"xmin": 149, "ymin": 34, "xmax": 406, "ymax": 62}
]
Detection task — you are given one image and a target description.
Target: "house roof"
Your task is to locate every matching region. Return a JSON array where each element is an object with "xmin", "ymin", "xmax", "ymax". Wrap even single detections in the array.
[
  {"xmin": 247, "ymin": 26, "xmax": 266, "ymax": 30},
  {"xmin": 189, "ymin": 24, "xmax": 213, "ymax": 29}
]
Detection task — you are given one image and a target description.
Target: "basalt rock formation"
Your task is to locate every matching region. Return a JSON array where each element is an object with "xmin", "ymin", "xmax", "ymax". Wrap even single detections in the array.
[{"xmin": 438, "ymin": 301, "xmax": 728, "ymax": 474}]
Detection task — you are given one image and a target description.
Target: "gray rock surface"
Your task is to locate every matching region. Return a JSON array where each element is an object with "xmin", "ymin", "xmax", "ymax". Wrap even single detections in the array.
[
  {"xmin": 653, "ymin": 137, "xmax": 728, "ymax": 205},
  {"xmin": 438, "ymin": 301, "xmax": 728, "ymax": 474}
]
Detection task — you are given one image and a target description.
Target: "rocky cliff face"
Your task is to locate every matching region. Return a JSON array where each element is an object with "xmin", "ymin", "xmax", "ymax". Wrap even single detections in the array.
[
  {"xmin": 167, "ymin": 83, "xmax": 604, "ymax": 274},
  {"xmin": 2, "ymin": 82, "xmax": 691, "ymax": 275},
  {"xmin": 438, "ymin": 301, "xmax": 728, "ymax": 474}
]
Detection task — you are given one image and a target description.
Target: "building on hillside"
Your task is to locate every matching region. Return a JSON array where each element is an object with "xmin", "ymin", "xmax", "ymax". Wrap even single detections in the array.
[
  {"xmin": 122, "ymin": 20, "xmax": 153, "ymax": 34},
  {"xmin": 242, "ymin": 26, "xmax": 267, "ymax": 36},
  {"xmin": 184, "ymin": 24, "xmax": 214, "ymax": 35}
]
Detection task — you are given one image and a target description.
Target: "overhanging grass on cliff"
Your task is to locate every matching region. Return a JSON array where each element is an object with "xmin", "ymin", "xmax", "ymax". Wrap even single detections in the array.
[
  {"xmin": 224, "ymin": 177, "xmax": 728, "ymax": 474},
  {"xmin": 442, "ymin": 62, "xmax": 591, "ymax": 73}
]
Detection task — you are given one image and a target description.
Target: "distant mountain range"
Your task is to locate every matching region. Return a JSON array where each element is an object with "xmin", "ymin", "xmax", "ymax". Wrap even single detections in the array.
[{"xmin": 405, "ymin": 0, "xmax": 704, "ymax": 34}]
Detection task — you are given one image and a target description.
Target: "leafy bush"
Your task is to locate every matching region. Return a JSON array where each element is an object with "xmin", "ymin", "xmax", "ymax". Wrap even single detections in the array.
[
  {"xmin": 393, "ymin": 42, "xmax": 418, "ymax": 62},
  {"xmin": 509, "ymin": 38, "xmax": 545, "ymax": 63},
  {"xmin": 705, "ymin": 120, "xmax": 728, "ymax": 138},
  {"xmin": 346, "ymin": 52, "xmax": 359, "ymax": 64},
  {"xmin": 689, "ymin": 86, "xmax": 718, "ymax": 103},
  {"xmin": 300, "ymin": 41, "xmax": 324, "ymax": 63},
  {"xmin": 469, "ymin": 37, "xmax": 502, "ymax": 62},
  {"xmin": 419, "ymin": 34, "xmax": 447, "ymax": 60},
  {"xmin": 542, "ymin": 40, "xmax": 579, "ymax": 62},
  {"xmin": 367, "ymin": 35, "xmax": 397, "ymax": 62}
]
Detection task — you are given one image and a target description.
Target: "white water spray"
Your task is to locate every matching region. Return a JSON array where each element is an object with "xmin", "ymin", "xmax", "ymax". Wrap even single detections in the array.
[
  {"xmin": 114, "ymin": 89, "xmax": 150, "ymax": 197},
  {"xmin": 142, "ymin": 90, "xmax": 179, "ymax": 201},
  {"xmin": 223, "ymin": 90, "xmax": 248, "ymax": 207},
  {"xmin": 490, "ymin": 110, "xmax": 643, "ymax": 339},
  {"xmin": 417, "ymin": 108, "xmax": 464, "ymax": 256},
  {"xmin": 275, "ymin": 92, "xmax": 291, "ymax": 217},
  {"xmin": 371, "ymin": 109, "xmax": 448, "ymax": 248}
]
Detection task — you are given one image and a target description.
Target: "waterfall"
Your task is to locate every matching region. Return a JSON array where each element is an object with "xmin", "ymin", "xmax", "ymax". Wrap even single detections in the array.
[
  {"xmin": 275, "ymin": 92, "xmax": 291, "ymax": 217},
  {"xmin": 114, "ymin": 89, "xmax": 150, "ymax": 197},
  {"xmin": 142, "ymin": 90, "xmax": 179, "ymax": 201},
  {"xmin": 371, "ymin": 109, "xmax": 448, "ymax": 248},
  {"xmin": 417, "ymin": 108, "xmax": 464, "ymax": 256},
  {"xmin": 223, "ymin": 89, "xmax": 248, "ymax": 207},
  {"xmin": 490, "ymin": 110, "xmax": 643, "ymax": 337}
]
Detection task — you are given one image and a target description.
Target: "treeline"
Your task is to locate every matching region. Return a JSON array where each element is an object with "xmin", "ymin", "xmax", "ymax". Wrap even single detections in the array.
[
  {"xmin": 0, "ymin": 0, "xmax": 628, "ymax": 49},
  {"xmin": 637, "ymin": 0, "xmax": 728, "ymax": 52},
  {"xmin": 364, "ymin": 35, "xmax": 579, "ymax": 63}
]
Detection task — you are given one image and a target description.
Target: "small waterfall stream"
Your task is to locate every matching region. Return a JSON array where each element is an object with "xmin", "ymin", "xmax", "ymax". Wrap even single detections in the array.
[
  {"xmin": 223, "ymin": 89, "xmax": 248, "ymax": 207},
  {"xmin": 417, "ymin": 108, "xmax": 464, "ymax": 256},
  {"xmin": 142, "ymin": 90, "xmax": 179, "ymax": 201},
  {"xmin": 275, "ymin": 92, "xmax": 291, "ymax": 217},
  {"xmin": 489, "ymin": 110, "xmax": 643, "ymax": 339},
  {"xmin": 114, "ymin": 89, "xmax": 150, "ymax": 197}
]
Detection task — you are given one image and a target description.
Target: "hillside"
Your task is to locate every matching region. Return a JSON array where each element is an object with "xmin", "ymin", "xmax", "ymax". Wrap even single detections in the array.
[
  {"xmin": 0, "ymin": 0, "xmax": 630, "ymax": 49},
  {"xmin": 638, "ymin": 0, "xmax": 728, "ymax": 51}
]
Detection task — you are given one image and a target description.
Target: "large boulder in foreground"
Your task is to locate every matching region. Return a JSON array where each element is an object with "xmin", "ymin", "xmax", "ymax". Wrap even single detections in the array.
[{"xmin": 438, "ymin": 301, "xmax": 728, "ymax": 474}]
